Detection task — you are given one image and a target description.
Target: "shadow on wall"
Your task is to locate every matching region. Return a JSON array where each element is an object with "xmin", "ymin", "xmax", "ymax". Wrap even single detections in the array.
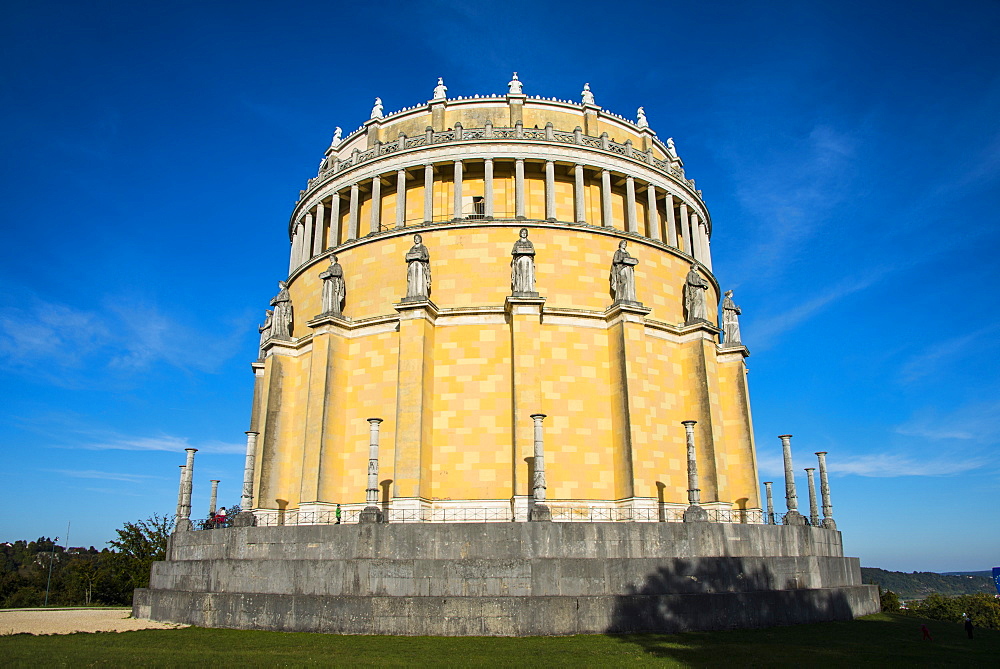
[{"xmin": 606, "ymin": 557, "xmax": 854, "ymax": 641}]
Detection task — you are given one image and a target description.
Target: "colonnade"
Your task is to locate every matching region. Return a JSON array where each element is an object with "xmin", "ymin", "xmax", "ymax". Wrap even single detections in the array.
[{"xmin": 288, "ymin": 158, "xmax": 712, "ymax": 274}]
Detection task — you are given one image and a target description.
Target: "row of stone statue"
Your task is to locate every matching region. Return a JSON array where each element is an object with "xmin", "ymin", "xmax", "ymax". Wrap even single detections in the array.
[{"xmin": 258, "ymin": 230, "xmax": 743, "ymax": 356}]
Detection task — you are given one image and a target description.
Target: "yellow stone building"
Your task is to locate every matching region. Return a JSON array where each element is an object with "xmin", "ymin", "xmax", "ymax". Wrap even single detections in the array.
[{"xmin": 245, "ymin": 76, "xmax": 759, "ymax": 523}]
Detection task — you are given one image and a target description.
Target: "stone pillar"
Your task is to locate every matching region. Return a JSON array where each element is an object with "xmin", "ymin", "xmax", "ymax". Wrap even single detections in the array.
[
  {"xmin": 646, "ymin": 184, "xmax": 660, "ymax": 241},
  {"xmin": 175, "ymin": 465, "xmax": 186, "ymax": 523},
  {"xmin": 665, "ymin": 193, "xmax": 678, "ymax": 247},
  {"xmin": 600, "ymin": 169, "xmax": 612, "ymax": 227},
  {"xmin": 208, "ymin": 479, "xmax": 220, "ymax": 517},
  {"xmin": 347, "ymin": 183, "xmax": 360, "ymax": 240},
  {"xmin": 816, "ymin": 451, "xmax": 837, "ymax": 529},
  {"xmin": 177, "ymin": 448, "xmax": 197, "ymax": 531},
  {"xmin": 360, "ymin": 418, "xmax": 384, "ymax": 523},
  {"xmin": 574, "ymin": 164, "xmax": 586, "ymax": 224},
  {"xmin": 805, "ymin": 467, "xmax": 819, "ymax": 526},
  {"xmin": 240, "ymin": 431, "xmax": 258, "ymax": 511},
  {"xmin": 312, "ymin": 203, "xmax": 325, "ymax": 256},
  {"xmin": 395, "ymin": 169, "xmax": 406, "ymax": 228},
  {"xmin": 689, "ymin": 211, "xmax": 701, "ymax": 262},
  {"xmin": 699, "ymin": 219, "xmax": 713, "ymax": 271},
  {"xmin": 484, "ymin": 158, "xmax": 494, "ymax": 218},
  {"xmin": 329, "ymin": 192, "xmax": 341, "ymax": 247},
  {"xmin": 370, "ymin": 176, "xmax": 382, "ymax": 234},
  {"xmin": 682, "ymin": 420, "xmax": 708, "ymax": 522},
  {"xmin": 515, "ymin": 158, "xmax": 526, "ymax": 219},
  {"xmin": 544, "ymin": 160, "xmax": 555, "ymax": 220},
  {"xmin": 625, "ymin": 175, "xmax": 638, "ymax": 233},
  {"xmin": 529, "ymin": 413, "xmax": 550, "ymax": 521},
  {"xmin": 453, "ymin": 160, "xmax": 463, "ymax": 219},
  {"xmin": 780, "ymin": 435, "xmax": 805, "ymax": 525},
  {"xmin": 303, "ymin": 213, "xmax": 314, "ymax": 261},
  {"xmin": 763, "ymin": 481, "xmax": 775, "ymax": 524},
  {"xmin": 679, "ymin": 202, "xmax": 691, "ymax": 255},
  {"xmin": 423, "ymin": 164, "xmax": 434, "ymax": 223}
]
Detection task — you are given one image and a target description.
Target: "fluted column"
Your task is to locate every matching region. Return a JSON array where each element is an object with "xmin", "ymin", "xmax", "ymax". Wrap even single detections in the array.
[
  {"xmin": 453, "ymin": 160, "xmax": 463, "ymax": 219},
  {"xmin": 646, "ymin": 184, "xmax": 660, "ymax": 241},
  {"xmin": 515, "ymin": 158, "xmax": 526, "ymax": 219},
  {"xmin": 423, "ymin": 164, "xmax": 434, "ymax": 223},
  {"xmin": 208, "ymin": 480, "xmax": 220, "ymax": 517},
  {"xmin": 312, "ymin": 203, "xmax": 325, "ymax": 256},
  {"xmin": 689, "ymin": 211, "xmax": 701, "ymax": 262},
  {"xmin": 329, "ymin": 192, "xmax": 341, "ymax": 247},
  {"xmin": 805, "ymin": 467, "xmax": 819, "ymax": 526},
  {"xmin": 816, "ymin": 451, "xmax": 837, "ymax": 529},
  {"xmin": 544, "ymin": 160, "xmax": 555, "ymax": 220},
  {"xmin": 348, "ymin": 183, "xmax": 360, "ymax": 240},
  {"xmin": 682, "ymin": 420, "xmax": 708, "ymax": 521},
  {"xmin": 360, "ymin": 418, "xmax": 384, "ymax": 523},
  {"xmin": 303, "ymin": 213, "xmax": 314, "ymax": 261},
  {"xmin": 484, "ymin": 158, "xmax": 494, "ymax": 217},
  {"xmin": 665, "ymin": 193, "xmax": 678, "ymax": 247},
  {"xmin": 679, "ymin": 202, "xmax": 691, "ymax": 255},
  {"xmin": 241, "ymin": 431, "xmax": 258, "ymax": 511},
  {"xmin": 574, "ymin": 164, "xmax": 585, "ymax": 224},
  {"xmin": 529, "ymin": 414, "xmax": 551, "ymax": 521},
  {"xmin": 395, "ymin": 169, "xmax": 406, "ymax": 228},
  {"xmin": 763, "ymin": 481, "xmax": 775, "ymax": 524},
  {"xmin": 625, "ymin": 175, "xmax": 638, "ymax": 233},
  {"xmin": 699, "ymin": 219, "xmax": 713, "ymax": 271},
  {"xmin": 370, "ymin": 176, "xmax": 382, "ymax": 234},
  {"xmin": 601, "ymin": 169, "xmax": 612, "ymax": 227},
  {"xmin": 780, "ymin": 435, "xmax": 805, "ymax": 525},
  {"xmin": 177, "ymin": 448, "xmax": 197, "ymax": 531}
]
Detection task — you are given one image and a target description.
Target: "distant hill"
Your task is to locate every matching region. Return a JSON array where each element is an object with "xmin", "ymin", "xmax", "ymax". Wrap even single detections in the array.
[{"xmin": 861, "ymin": 567, "xmax": 996, "ymax": 600}]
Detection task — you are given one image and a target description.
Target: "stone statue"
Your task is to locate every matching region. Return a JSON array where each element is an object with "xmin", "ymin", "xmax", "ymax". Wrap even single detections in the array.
[
  {"xmin": 269, "ymin": 281, "xmax": 293, "ymax": 339},
  {"xmin": 404, "ymin": 234, "xmax": 431, "ymax": 300},
  {"xmin": 581, "ymin": 83, "xmax": 595, "ymax": 105},
  {"xmin": 610, "ymin": 240, "xmax": 639, "ymax": 304},
  {"xmin": 666, "ymin": 137, "xmax": 678, "ymax": 158},
  {"xmin": 510, "ymin": 228, "xmax": 536, "ymax": 296},
  {"xmin": 508, "ymin": 72, "xmax": 523, "ymax": 95},
  {"xmin": 684, "ymin": 264, "xmax": 709, "ymax": 324},
  {"xmin": 319, "ymin": 255, "xmax": 346, "ymax": 317},
  {"xmin": 433, "ymin": 77, "xmax": 447, "ymax": 100},
  {"xmin": 331, "ymin": 126, "xmax": 342, "ymax": 146},
  {"xmin": 370, "ymin": 97, "xmax": 383, "ymax": 120},
  {"xmin": 636, "ymin": 106, "xmax": 648, "ymax": 128},
  {"xmin": 257, "ymin": 309, "xmax": 273, "ymax": 358},
  {"xmin": 722, "ymin": 289, "xmax": 742, "ymax": 345}
]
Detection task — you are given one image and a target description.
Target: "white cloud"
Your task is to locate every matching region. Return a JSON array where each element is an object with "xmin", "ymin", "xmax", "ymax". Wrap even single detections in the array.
[
  {"xmin": 50, "ymin": 469, "xmax": 164, "ymax": 483},
  {"xmin": 894, "ymin": 400, "xmax": 1000, "ymax": 446},
  {"xmin": 827, "ymin": 452, "xmax": 986, "ymax": 477},
  {"xmin": 78, "ymin": 434, "xmax": 244, "ymax": 455}
]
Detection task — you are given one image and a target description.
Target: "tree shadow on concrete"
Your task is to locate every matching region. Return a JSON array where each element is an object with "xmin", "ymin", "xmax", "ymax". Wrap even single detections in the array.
[{"xmin": 605, "ymin": 556, "xmax": 856, "ymax": 658}]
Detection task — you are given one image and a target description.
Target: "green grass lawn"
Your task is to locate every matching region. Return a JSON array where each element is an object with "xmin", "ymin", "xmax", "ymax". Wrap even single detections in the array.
[{"xmin": 2, "ymin": 613, "xmax": 996, "ymax": 667}]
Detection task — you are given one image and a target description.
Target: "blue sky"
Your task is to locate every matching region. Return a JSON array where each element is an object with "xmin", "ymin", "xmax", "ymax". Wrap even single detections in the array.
[{"xmin": 1, "ymin": 1, "xmax": 997, "ymax": 572}]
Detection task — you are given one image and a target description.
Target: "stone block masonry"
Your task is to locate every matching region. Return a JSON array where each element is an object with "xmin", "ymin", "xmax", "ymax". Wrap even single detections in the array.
[{"xmin": 134, "ymin": 522, "xmax": 878, "ymax": 635}]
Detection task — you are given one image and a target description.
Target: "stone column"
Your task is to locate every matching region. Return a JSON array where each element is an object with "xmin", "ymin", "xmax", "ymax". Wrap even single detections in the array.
[
  {"xmin": 689, "ymin": 211, "xmax": 701, "ymax": 262},
  {"xmin": 682, "ymin": 420, "xmax": 708, "ymax": 522},
  {"xmin": 805, "ymin": 467, "xmax": 819, "ymax": 526},
  {"xmin": 544, "ymin": 160, "xmax": 555, "ymax": 220},
  {"xmin": 484, "ymin": 158, "xmax": 494, "ymax": 218},
  {"xmin": 574, "ymin": 164, "xmax": 586, "ymax": 224},
  {"xmin": 347, "ymin": 183, "xmax": 360, "ymax": 240},
  {"xmin": 208, "ymin": 479, "xmax": 220, "ymax": 517},
  {"xmin": 175, "ymin": 465, "xmax": 186, "ymax": 523},
  {"xmin": 665, "ymin": 193, "xmax": 678, "ymax": 247},
  {"xmin": 625, "ymin": 175, "xmax": 638, "ymax": 233},
  {"xmin": 329, "ymin": 192, "xmax": 341, "ymax": 247},
  {"xmin": 453, "ymin": 160, "xmax": 463, "ymax": 219},
  {"xmin": 240, "ymin": 431, "xmax": 258, "ymax": 511},
  {"xmin": 370, "ymin": 176, "xmax": 382, "ymax": 234},
  {"xmin": 601, "ymin": 169, "xmax": 612, "ymax": 227},
  {"xmin": 816, "ymin": 451, "xmax": 837, "ymax": 529},
  {"xmin": 763, "ymin": 481, "xmax": 775, "ymax": 524},
  {"xmin": 515, "ymin": 158, "xmax": 526, "ymax": 219},
  {"xmin": 646, "ymin": 184, "xmax": 660, "ymax": 241},
  {"xmin": 395, "ymin": 169, "xmax": 406, "ymax": 228},
  {"xmin": 303, "ymin": 213, "xmax": 314, "ymax": 261},
  {"xmin": 699, "ymin": 219, "xmax": 713, "ymax": 271},
  {"xmin": 679, "ymin": 202, "xmax": 691, "ymax": 255},
  {"xmin": 780, "ymin": 435, "xmax": 805, "ymax": 525},
  {"xmin": 529, "ymin": 413, "xmax": 551, "ymax": 521},
  {"xmin": 423, "ymin": 164, "xmax": 434, "ymax": 223},
  {"xmin": 360, "ymin": 418, "xmax": 384, "ymax": 523},
  {"xmin": 312, "ymin": 202, "xmax": 325, "ymax": 256},
  {"xmin": 177, "ymin": 448, "xmax": 197, "ymax": 531}
]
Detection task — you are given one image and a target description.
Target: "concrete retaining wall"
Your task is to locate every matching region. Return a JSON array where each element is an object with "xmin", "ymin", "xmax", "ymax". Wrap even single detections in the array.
[{"xmin": 135, "ymin": 522, "xmax": 878, "ymax": 635}]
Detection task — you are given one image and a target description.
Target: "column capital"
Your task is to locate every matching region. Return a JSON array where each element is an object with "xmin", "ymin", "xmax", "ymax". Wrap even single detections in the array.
[{"xmin": 367, "ymin": 417, "xmax": 384, "ymax": 425}]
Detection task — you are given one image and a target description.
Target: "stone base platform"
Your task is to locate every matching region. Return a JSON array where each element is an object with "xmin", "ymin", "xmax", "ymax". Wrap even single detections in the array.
[{"xmin": 134, "ymin": 522, "xmax": 878, "ymax": 636}]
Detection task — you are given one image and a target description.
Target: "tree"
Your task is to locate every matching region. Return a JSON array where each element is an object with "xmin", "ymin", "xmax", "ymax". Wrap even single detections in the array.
[
  {"xmin": 107, "ymin": 514, "xmax": 173, "ymax": 593},
  {"xmin": 880, "ymin": 588, "xmax": 901, "ymax": 612}
]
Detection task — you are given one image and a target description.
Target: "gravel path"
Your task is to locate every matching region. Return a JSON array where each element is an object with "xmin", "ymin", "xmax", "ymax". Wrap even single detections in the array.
[{"xmin": 0, "ymin": 608, "xmax": 188, "ymax": 635}]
